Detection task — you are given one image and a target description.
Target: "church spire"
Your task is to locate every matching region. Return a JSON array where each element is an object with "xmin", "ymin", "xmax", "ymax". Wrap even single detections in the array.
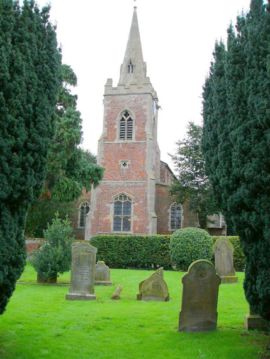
[{"xmin": 118, "ymin": 6, "xmax": 149, "ymax": 86}]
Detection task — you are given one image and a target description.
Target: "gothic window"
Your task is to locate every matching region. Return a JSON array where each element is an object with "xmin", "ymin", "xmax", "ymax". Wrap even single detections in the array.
[
  {"xmin": 113, "ymin": 194, "xmax": 132, "ymax": 232},
  {"xmin": 78, "ymin": 202, "xmax": 90, "ymax": 228},
  {"xmin": 170, "ymin": 203, "xmax": 183, "ymax": 231},
  {"xmin": 119, "ymin": 111, "xmax": 133, "ymax": 140},
  {"xmin": 128, "ymin": 60, "xmax": 134, "ymax": 73}
]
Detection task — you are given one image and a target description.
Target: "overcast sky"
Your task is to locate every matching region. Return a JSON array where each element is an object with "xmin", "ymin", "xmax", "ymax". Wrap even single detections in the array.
[{"xmin": 35, "ymin": 0, "xmax": 251, "ymax": 169}]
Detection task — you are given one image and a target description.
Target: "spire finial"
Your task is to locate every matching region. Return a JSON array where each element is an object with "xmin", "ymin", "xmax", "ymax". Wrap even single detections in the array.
[{"xmin": 133, "ymin": 0, "xmax": 137, "ymax": 10}]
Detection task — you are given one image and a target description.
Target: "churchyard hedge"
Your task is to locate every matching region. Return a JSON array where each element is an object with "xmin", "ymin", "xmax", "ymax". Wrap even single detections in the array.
[
  {"xmin": 91, "ymin": 235, "xmax": 171, "ymax": 269},
  {"xmin": 212, "ymin": 236, "xmax": 245, "ymax": 272},
  {"xmin": 91, "ymin": 233, "xmax": 245, "ymax": 271}
]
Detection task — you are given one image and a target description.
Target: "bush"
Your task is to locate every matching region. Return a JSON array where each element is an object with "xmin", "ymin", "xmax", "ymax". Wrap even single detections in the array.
[
  {"xmin": 170, "ymin": 227, "xmax": 213, "ymax": 270},
  {"xmin": 212, "ymin": 236, "xmax": 245, "ymax": 271},
  {"xmin": 91, "ymin": 235, "xmax": 171, "ymax": 269},
  {"xmin": 25, "ymin": 199, "xmax": 75, "ymax": 238},
  {"xmin": 30, "ymin": 214, "xmax": 74, "ymax": 282}
]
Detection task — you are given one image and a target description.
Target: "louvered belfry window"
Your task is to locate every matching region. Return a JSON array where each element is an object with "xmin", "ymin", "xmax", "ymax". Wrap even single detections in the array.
[
  {"xmin": 119, "ymin": 111, "xmax": 133, "ymax": 140},
  {"xmin": 170, "ymin": 203, "xmax": 183, "ymax": 231},
  {"xmin": 113, "ymin": 194, "xmax": 132, "ymax": 232}
]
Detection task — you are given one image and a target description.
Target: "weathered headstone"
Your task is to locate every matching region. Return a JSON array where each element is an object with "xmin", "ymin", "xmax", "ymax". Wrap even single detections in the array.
[
  {"xmin": 111, "ymin": 285, "xmax": 123, "ymax": 300},
  {"xmin": 245, "ymin": 307, "xmax": 269, "ymax": 331},
  {"xmin": 179, "ymin": 260, "xmax": 221, "ymax": 332},
  {"xmin": 95, "ymin": 261, "xmax": 112, "ymax": 285},
  {"xmin": 214, "ymin": 238, "xmax": 238, "ymax": 283},
  {"xmin": 66, "ymin": 242, "xmax": 97, "ymax": 300},
  {"xmin": 137, "ymin": 268, "xmax": 169, "ymax": 301}
]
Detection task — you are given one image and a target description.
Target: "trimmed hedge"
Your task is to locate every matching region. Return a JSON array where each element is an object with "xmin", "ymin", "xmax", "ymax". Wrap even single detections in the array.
[
  {"xmin": 91, "ymin": 235, "xmax": 171, "ymax": 269},
  {"xmin": 170, "ymin": 228, "xmax": 213, "ymax": 271},
  {"xmin": 91, "ymin": 234, "xmax": 245, "ymax": 271},
  {"xmin": 212, "ymin": 236, "xmax": 245, "ymax": 271}
]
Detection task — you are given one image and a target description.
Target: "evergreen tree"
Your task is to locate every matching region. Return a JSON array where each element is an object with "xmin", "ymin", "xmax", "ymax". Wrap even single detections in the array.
[
  {"xmin": 25, "ymin": 63, "xmax": 103, "ymax": 237},
  {"xmin": 170, "ymin": 122, "xmax": 218, "ymax": 228},
  {"xmin": 0, "ymin": 0, "xmax": 61, "ymax": 314},
  {"xmin": 44, "ymin": 64, "xmax": 103, "ymax": 202},
  {"xmin": 202, "ymin": 0, "xmax": 270, "ymax": 319}
]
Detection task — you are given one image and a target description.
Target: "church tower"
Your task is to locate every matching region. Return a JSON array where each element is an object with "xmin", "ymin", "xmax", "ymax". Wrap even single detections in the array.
[{"xmin": 86, "ymin": 6, "xmax": 161, "ymax": 238}]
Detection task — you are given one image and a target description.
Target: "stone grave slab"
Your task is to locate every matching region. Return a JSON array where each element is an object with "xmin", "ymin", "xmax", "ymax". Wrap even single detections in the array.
[
  {"xmin": 214, "ymin": 238, "xmax": 238, "ymax": 283},
  {"xmin": 179, "ymin": 260, "xmax": 221, "ymax": 332},
  {"xmin": 137, "ymin": 268, "xmax": 169, "ymax": 301},
  {"xmin": 66, "ymin": 242, "xmax": 97, "ymax": 300},
  {"xmin": 95, "ymin": 261, "xmax": 112, "ymax": 285}
]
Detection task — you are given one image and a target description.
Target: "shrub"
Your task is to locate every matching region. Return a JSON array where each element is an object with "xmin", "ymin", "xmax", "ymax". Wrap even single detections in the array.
[
  {"xmin": 212, "ymin": 236, "xmax": 245, "ymax": 271},
  {"xmin": 91, "ymin": 235, "xmax": 171, "ymax": 269},
  {"xmin": 170, "ymin": 227, "xmax": 213, "ymax": 270},
  {"xmin": 30, "ymin": 214, "xmax": 74, "ymax": 282}
]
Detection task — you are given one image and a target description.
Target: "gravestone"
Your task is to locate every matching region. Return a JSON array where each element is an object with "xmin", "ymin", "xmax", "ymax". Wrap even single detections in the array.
[
  {"xmin": 179, "ymin": 260, "xmax": 221, "ymax": 332},
  {"xmin": 214, "ymin": 238, "xmax": 238, "ymax": 283},
  {"xmin": 245, "ymin": 307, "xmax": 269, "ymax": 331},
  {"xmin": 111, "ymin": 285, "xmax": 123, "ymax": 300},
  {"xmin": 137, "ymin": 268, "xmax": 169, "ymax": 301},
  {"xmin": 66, "ymin": 242, "xmax": 97, "ymax": 300},
  {"xmin": 95, "ymin": 261, "xmax": 112, "ymax": 285}
]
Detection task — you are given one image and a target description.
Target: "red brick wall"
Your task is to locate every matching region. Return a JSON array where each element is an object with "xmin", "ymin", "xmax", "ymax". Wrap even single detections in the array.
[
  {"xmin": 90, "ymin": 93, "xmax": 156, "ymax": 236},
  {"xmin": 25, "ymin": 239, "xmax": 44, "ymax": 255},
  {"xmin": 90, "ymin": 183, "xmax": 149, "ymax": 235},
  {"xmin": 156, "ymin": 184, "xmax": 199, "ymax": 234}
]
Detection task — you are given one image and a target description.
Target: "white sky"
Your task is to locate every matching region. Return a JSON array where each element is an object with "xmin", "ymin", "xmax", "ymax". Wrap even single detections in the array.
[{"xmin": 36, "ymin": 0, "xmax": 251, "ymax": 169}]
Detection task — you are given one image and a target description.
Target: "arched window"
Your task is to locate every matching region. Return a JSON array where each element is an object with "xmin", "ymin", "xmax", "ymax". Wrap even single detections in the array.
[
  {"xmin": 78, "ymin": 202, "xmax": 90, "ymax": 228},
  {"xmin": 128, "ymin": 60, "xmax": 134, "ymax": 73},
  {"xmin": 170, "ymin": 203, "xmax": 183, "ymax": 231},
  {"xmin": 119, "ymin": 111, "xmax": 133, "ymax": 140},
  {"xmin": 113, "ymin": 194, "xmax": 132, "ymax": 232}
]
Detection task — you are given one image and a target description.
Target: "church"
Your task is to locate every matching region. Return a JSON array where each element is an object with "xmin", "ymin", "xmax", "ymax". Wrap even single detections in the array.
[
  {"xmin": 72, "ymin": 7, "xmax": 225, "ymax": 240},
  {"xmin": 78, "ymin": 6, "xmax": 198, "ymax": 239}
]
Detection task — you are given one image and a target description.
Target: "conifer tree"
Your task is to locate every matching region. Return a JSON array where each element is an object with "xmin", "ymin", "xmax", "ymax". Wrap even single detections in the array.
[
  {"xmin": 0, "ymin": 0, "xmax": 61, "ymax": 314},
  {"xmin": 203, "ymin": 0, "xmax": 270, "ymax": 319},
  {"xmin": 170, "ymin": 122, "xmax": 218, "ymax": 228}
]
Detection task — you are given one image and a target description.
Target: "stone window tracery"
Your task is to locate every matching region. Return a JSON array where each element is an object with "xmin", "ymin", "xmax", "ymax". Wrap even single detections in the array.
[
  {"xmin": 170, "ymin": 203, "xmax": 183, "ymax": 231},
  {"xmin": 113, "ymin": 194, "xmax": 132, "ymax": 232},
  {"xmin": 78, "ymin": 202, "xmax": 90, "ymax": 228},
  {"xmin": 119, "ymin": 111, "xmax": 133, "ymax": 140}
]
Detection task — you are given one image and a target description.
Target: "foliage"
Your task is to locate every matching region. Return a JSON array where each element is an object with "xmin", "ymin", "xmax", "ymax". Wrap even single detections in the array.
[
  {"xmin": 170, "ymin": 122, "xmax": 219, "ymax": 228},
  {"xmin": 26, "ymin": 64, "xmax": 103, "ymax": 236},
  {"xmin": 0, "ymin": 0, "xmax": 61, "ymax": 313},
  {"xmin": 44, "ymin": 64, "xmax": 103, "ymax": 202},
  {"xmin": 30, "ymin": 215, "xmax": 74, "ymax": 281},
  {"xmin": 212, "ymin": 236, "xmax": 245, "ymax": 271},
  {"xmin": 202, "ymin": 0, "xmax": 270, "ymax": 319},
  {"xmin": 25, "ymin": 199, "xmax": 75, "ymax": 238},
  {"xmin": 91, "ymin": 235, "xmax": 171, "ymax": 269},
  {"xmin": 170, "ymin": 227, "xmax": 213, "ymax": 270},
  {"xmin": 3, "ymin": 266, "xmax": 267, "ymax": 359}
]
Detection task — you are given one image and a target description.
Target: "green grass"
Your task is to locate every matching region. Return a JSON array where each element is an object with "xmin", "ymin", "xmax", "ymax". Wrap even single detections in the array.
[{"xmin": 0, "ymin": 265, "xmax": 268, "ymax": 359}]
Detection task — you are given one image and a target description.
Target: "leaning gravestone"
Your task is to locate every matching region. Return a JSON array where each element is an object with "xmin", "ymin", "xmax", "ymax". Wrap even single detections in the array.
[
  {"xmin": 66, "ymin": 242, "xmax": 97, "ymax": 300},
  {"xmin": 95, "ymin": 261, "xmax": 112, "ymax": 285},
  {"xmin": 179, "ymin": 260, "xmax": 221, "ymax": 332},
  {"xmin": 214, "ymin": 238, "xmax": 238, "ymax": 283},
  {"xmin": 137, "ymin": 268, "xmax": 169, "ymax": 301},
  {"xmin": 111, "ymin": 285, "xmax": 123, "ymax": 300}
]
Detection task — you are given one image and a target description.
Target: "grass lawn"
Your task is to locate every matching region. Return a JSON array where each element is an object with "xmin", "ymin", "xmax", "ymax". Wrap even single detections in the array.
[{"xmin": 0, "ymin": 264, "xmax": 269, "ymax": 359}]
